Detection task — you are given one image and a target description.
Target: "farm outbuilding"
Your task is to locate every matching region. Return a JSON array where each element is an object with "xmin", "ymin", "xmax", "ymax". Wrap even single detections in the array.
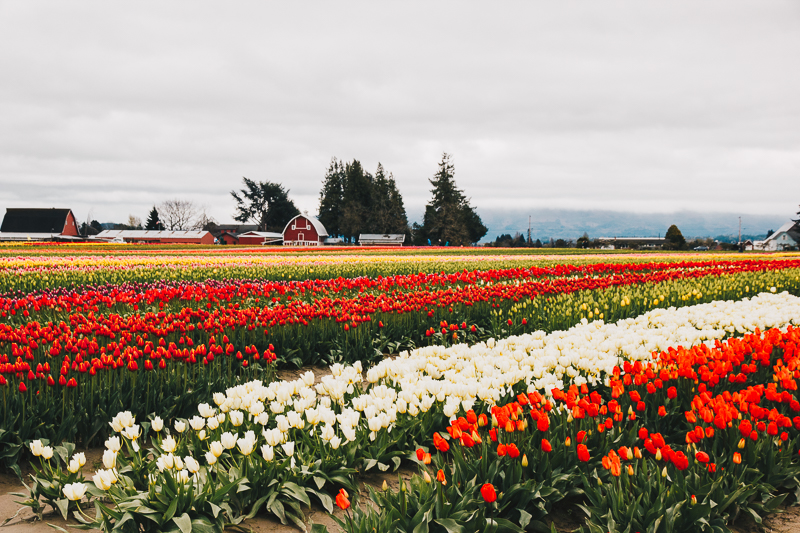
[
  {"xmin": 216, "ymin": 231, "xmax": 240, "ymax": 245},
  {"xmin": 282, "ymin": 214, "xmax": 328, "ymax": 246},
  {"xmin": 237, "ymin": 231, "xmax": 283, "ymax": 245},
  {"xmin": 0, "ymin": 208, "xmax": 81, "ymax": 241},
  {"xmin": 358, "ymin": 234, "xmax": 405, "ymax": 246},
  {"xmin": 94, "ymin": 230, "xmax": 214, "ymax": 244}
]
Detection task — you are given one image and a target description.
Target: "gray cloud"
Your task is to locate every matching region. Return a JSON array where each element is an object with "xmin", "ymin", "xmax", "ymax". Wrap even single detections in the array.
[{"xmin": 0, "ymin": 1, "xmax": 798, "ymax": 230}]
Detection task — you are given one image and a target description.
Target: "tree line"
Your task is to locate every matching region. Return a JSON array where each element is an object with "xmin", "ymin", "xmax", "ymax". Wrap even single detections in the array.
[
  {"xmin": 79, "ymin": 153, "xmax": 489, "ymax": 246},
  {"xmin": 230, "ymin": 153, "xmax": 487, "ymax": 246}
]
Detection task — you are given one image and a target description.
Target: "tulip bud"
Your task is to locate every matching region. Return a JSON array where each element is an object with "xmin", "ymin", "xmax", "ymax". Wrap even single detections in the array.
[
  {"xmin": 691, "ymin": 494, "xmax": 697, "ymax": 506},
  {"xmin": 522, "ymin": 454, "xmax": 528, "ymax": 467},
  {"xmin": 627, "ymin": 465, "xmax": 634, "ymax": 476},
  {"xmin": 565, "ymin": 437, "xmax": 571, "ymax": 447},
  {"xmin": 655, "ymin": 449, "xmax": 662, "ymax": 461},
  {"xmin": 738, "ymin": 438, "xmax": 745, "ymax": 449},
  {"xmin": 423, "ymin": 471, "xmax": 432, "ymax": 484},
  {"xmin": 382, "ymin": 480, "xmax": 389, "ymax": 491}
]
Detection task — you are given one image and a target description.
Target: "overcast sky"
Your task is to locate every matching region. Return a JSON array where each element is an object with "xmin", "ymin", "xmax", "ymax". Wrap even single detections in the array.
[{"xmin": 0, "ymin": 1, "xmax": 798, "ymax": 229}]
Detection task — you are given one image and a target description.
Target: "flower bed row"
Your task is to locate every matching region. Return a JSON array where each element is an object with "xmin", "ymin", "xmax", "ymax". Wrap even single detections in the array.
[
  {"xmin": 0, "ymin": 251, "xmax": 691, "ymax": 293},
  {"xmin": 2, "ymin": 262, "xmax": 798, "ymax": 473},
  {"xmin": 16, "ymin": 292, "xmax": 800, "ymax": 532}
]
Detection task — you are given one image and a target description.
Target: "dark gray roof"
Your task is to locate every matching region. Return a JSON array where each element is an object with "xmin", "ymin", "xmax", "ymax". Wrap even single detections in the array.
[{"xmin": 1, "ymin": 208, "xmax": 73, "ymax": 233}]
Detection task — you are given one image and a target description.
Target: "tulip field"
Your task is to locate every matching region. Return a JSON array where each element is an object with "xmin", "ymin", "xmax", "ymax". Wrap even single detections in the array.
[{"xmin": 2, "ymin": 247, "xmax": 800, "ymax": 532}]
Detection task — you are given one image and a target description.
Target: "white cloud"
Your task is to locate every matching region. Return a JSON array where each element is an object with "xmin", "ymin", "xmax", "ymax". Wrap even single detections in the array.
[{"xmin": 0, "ymin": 1, "xmax": 797, "ymax": 225}]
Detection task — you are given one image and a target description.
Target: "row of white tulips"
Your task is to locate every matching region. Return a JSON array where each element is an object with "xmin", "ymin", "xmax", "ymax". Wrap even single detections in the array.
[{"xmin": 33, "ymin": 291, "xmax": 800, "ymax": 501}]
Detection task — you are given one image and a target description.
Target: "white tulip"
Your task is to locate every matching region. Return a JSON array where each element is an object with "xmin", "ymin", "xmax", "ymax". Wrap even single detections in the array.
[
  {"xmin": 198, "ymin": 403, "xmax": 215, "ymax": 418},
  {"xmin": 174, "ymin": 420, "xmax": 186, "ymax": 433},
  {"xmin": 63, "ymin": 482, "xmax": 87, "ymax": 501},
  {"xmin": 185, "ymin": 456, "xmax": 200, "ymax": 473},
  {"xmin": 229, "ymin": 410, "xmax": 244, "ymax": 427},
  {"xmin": 93, "ymin": 468, "xmax": 117, "ymax": 490},
  {"xmin": 189, "ymin": 416, "xmax": 205, "ymax": 431},
  {"xmin": 209, "ymin": 440, "xmax": 224, "ymax": 458},
  {"xmin": 29, "ymin": 440, "xmax": 43, "ymax": 457},
  {"xmin": 68, "ymin": 458, "xmax": 81, "ymax": 474},
  {"xmin": 151, "ymin": 416, "xmax": 164, "ymax": 432},
  {"xmin": 161, "ymin": 436, "xmax": 177, "ymax": 453},
  {"xmin": 105, "ymin": 436, "xmax": 121, "ymax": 452},
  {"xmin": 238, "ymin": 437, "xmax": 255, "ymax": 456},
  {"xmin": 261, "ymin": 444, "xmax": 274, "ymax": 461},
  {"xmin": 102, "ymin": 450, "xmax": 117, "ymax": 469},
  {"xmin": 281, "ymin": 441, "xmax": 295, "ymax": 457},
  {"xmin": 221, "ymin": 432, "xmax": 237, "ymax": 450}
]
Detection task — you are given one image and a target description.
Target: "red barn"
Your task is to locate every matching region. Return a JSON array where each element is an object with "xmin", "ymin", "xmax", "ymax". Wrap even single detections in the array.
[
  {"xmin": 0, "ymin": 208, "xmax": 80, "ymax": 241},
  {"xmin": 282, "ymin": 214, "xmax": 328, "ymax": 246},
  {"xmin": 217, "ymin": 231, "xmax": 240, "ymax": 245}
]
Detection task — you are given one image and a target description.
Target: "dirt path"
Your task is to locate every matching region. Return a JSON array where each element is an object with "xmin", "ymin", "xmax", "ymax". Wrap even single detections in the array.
[{"xmin": 4, "ymin": 466, "xmax": 800, "ymax": 533}]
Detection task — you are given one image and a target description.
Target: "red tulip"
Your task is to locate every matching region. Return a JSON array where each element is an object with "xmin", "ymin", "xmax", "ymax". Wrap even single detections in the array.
[
  {"xmin": 577, "ymin": 444, "xmax": 590, "ymax": 462},
  {"xmin": 335, "ymin": 489, "xmax": 350, "ymax": 510},
  {"xmin": 480, "ymin": 483, "xmax": 497, "ymax": 503}
]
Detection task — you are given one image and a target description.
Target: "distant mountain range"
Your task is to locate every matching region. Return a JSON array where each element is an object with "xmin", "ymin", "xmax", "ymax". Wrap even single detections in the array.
[{"xmin": 475, "ymin": 208, "xmax": 791, "ymax": 243}]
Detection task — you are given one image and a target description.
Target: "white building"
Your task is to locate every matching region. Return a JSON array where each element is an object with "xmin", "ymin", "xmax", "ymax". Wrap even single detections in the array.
[{"xmin": 750, "ymin": 221, "xmax": 799, "ymax": 251}]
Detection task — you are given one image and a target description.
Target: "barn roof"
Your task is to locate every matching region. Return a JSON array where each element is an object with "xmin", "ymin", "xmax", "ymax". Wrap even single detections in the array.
[
  {"xmin": 94, "ymin": 230, "xmax": 211, "ymax": 240},
  {"xmin": 238, "ymin": 231, "xmax": 283, "ymax": 239},
  {"xmin": 359, "ymin": 234, "xmax": 405, "ymax": 243},
  {"xmin": 282, "ymin": 215, "xmax": 328, "ymax": 237},
  {"xmin": 0, "ymin": 208, "xmax": 74, "ymax": 233}
]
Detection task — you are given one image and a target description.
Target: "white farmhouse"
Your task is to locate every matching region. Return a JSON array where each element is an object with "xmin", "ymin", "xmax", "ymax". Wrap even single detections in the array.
[{"xmin": 751, "ymin": 221, "xmax": 799, "ymax": 251}]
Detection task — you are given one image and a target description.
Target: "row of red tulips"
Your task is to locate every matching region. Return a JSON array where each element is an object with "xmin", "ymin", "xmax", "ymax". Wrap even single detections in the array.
[{"xmin": 396, "ymin": 325, "xmax": 800, "ymax": 532}]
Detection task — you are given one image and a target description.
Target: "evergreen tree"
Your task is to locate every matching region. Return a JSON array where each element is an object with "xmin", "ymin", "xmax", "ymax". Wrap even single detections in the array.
[
  {"xmin": 665, "ymin": 224, "xmax": 687, "ymax": 250},
  {"xmin": 339, "ymin": 160, "xmax": 373, "ymax": 242},
  {"xmin": 368, "ymin": 163, "xmax": 409, "ymax": 235},
  {"xmin": 318, "ymin": 158, "xmax": 345, "ymax": 237},
  {"xmin": 145, "ymin": 207, "xmax": 163, "ymax": 230},
  {"xmin": 231, "ymin": 178, "xmax": 300, "ymax": 232},
  {"xmin": 421, "ymin": 153, "xmax": 487, "ymax": 246}
]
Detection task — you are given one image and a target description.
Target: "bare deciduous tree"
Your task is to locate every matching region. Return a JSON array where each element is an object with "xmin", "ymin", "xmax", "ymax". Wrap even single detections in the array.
[
  {"xmin": 193, "ymin": 209, "xmax": 217, "ymax": 231},
  {"xmin": 127, "ymin": 215, "xmax": 143, "ymax": 229},
  {"xmin": 158, "ymin": 199, "xmax": 198, "ymax": 231}
]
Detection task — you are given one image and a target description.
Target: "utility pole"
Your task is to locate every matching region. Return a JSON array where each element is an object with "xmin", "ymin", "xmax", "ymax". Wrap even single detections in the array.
[
  {"xmin": 528, "ymin": 216, "xmax": 531, "ymax": 245},
  {"xmin": 738, "ymin": 217, "xmax": 742, "ymax": 244}
]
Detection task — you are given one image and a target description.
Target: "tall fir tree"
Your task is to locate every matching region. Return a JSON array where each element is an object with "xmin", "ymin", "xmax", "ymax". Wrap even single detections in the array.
[
  {"xmin": 339, "ymin": 160, "xmax": 373, "ymax": 242},
  {"xmin": 318, "ymin": 158, "xmax": 345, "ymax": 237},
  {"xmin": 421, "ymin": 153, "xmax": 487, "ymax": 246},
  {"xmin": 366, "ymin": 163, "xmax": 410, "ymax": 235},
  {"xmin": 145, "ymin": 206, "xmax": 163, "ymax": 230},
  {"xmin": 318, "ymin": 158, "xmax": 410, "ymax": 241}
]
